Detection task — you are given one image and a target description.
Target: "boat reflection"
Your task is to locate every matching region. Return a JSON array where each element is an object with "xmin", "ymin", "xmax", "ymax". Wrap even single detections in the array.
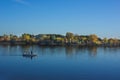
[{"xmin": 22, "ymin": 55, "xmax": 37, "ymax": 60}]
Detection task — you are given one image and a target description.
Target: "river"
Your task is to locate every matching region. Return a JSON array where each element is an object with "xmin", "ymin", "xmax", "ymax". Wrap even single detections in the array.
[{"xmin": 0, "ymin": 45, "xmax": 120, "ymax": 80}]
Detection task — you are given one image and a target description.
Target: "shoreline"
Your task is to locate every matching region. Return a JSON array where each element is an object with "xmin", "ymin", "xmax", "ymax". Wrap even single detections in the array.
[
  {"xmin": 0, "ymin": 41, "xmax": 120, "ymax": 47},
  {"xmin": 0, "ymin": 33, "xmax": 120, "ymax": 47}
]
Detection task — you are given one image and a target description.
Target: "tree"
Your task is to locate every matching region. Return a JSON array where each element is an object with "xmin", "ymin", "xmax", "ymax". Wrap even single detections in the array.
[
  {"xmin": 108, "ymin": 38, "xmax": 119, "ymax": 46},
  {"xmin": 89, "ymin": 34, "xmax": 98, "ymax": 44},
  {"xmin": 108, "ymin": 38, "xmax": 114, "ymax": 45},
  {"xmin": 103, "ymin": 38, "xmax": 108, "ymax": 43},
  {"xmin": 66, "ymin": 32, "xmax": 74, "ymax": 43},
  {"xmin": 50, "ymin": 35, "xmax": 56, "ymax": 41},
  {"xmin": 22, "ymin": 33, "xmax": 31, "ymax": 41},
  {"xmin": 3, "ymin": 34, "xmax": 10, "ymax": 41},
  {"xmin": 10, "ymin": 34, "xmax": 18, "ymax": 41}
]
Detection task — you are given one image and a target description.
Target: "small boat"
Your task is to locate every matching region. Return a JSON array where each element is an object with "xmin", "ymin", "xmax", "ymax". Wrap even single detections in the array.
[
  {"xmin": 22, "ymin": 51, "xmax": 37, "ymax": 57},
  {"xmin": 22, "ymin": 53, "xmax": 37, "ymax": 57}
]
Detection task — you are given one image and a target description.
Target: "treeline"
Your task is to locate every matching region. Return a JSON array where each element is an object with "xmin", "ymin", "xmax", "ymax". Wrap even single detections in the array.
[{"xmin": 0, "ymin": 32, "xmax": 120, "ymax": 47}]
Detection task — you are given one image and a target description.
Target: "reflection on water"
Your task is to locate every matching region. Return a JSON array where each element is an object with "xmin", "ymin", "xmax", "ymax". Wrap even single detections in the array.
[
  {"xmin": 1, "ymin": 45, "xmax": 120, "ymax": 58},
  {"xmin": 0, "ymin": 45, "xmax": 99, "ymax": 57},
  {"xmin": 1, "ymin": 45, "xmax": 120, "ymax": 80}
]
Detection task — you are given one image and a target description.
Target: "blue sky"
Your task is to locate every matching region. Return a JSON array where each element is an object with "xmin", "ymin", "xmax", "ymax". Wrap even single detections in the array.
[{"xmin": 0, "ymin": 0, "xmax": 120, "ymax": 38}]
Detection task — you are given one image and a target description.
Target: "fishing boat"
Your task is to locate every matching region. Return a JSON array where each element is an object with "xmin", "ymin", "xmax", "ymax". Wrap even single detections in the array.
[{"xmin": 22, "ymin": 51, "xmax": 37, "ymax": 57}]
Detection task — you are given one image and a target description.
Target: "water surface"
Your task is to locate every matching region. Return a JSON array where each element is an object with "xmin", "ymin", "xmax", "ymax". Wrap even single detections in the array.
[{"xmin": 0, "ymin": 45, "xmax": 120, "ymax": 80}]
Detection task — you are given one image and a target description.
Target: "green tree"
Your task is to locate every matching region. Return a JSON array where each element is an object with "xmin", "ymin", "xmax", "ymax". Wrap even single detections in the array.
[{"xmin": 103, "ymin": 38, "xmax": 108, "ymax": 43}]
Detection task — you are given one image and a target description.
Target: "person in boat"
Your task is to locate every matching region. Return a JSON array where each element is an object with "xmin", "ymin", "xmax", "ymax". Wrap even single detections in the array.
[{"xmin": 31, "ymin": 50, "xmax": 33, "ymax": 55}]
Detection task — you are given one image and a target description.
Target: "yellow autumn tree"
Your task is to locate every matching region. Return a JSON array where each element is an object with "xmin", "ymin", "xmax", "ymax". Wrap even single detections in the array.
[
  {"xmin": 22, "ymin": 34, "xmax": 30, "ymax": 41},
  {"xmin": 89, "ymin": 34, "xmax": 98, "ymax": 44}
]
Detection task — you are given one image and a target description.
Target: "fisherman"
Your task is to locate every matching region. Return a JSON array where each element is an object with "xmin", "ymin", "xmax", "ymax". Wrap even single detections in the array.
[{"xmin": 31, "ymin": 50, "xmax": 33, "ymax": 55}]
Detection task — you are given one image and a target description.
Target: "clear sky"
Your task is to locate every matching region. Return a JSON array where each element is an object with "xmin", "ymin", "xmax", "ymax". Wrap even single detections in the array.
[{"xmin": 0, "ymin": 0, "xmax": 120, "ymax": 38}]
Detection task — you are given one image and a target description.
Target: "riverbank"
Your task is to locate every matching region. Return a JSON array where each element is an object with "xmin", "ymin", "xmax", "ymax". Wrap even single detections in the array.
[
  {"xmin": 0, "ymin": 41, "xmax": 120, "ymax": 47},
  {"xmin": 0, "ymin": 33, "xmax": 120, "ymax": 47}
]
